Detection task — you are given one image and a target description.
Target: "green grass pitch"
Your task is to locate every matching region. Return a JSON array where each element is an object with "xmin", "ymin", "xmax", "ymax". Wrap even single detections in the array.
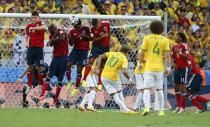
[{"xmin": 0, "ymin": 108, "xmax": 210, "ymax": 127}]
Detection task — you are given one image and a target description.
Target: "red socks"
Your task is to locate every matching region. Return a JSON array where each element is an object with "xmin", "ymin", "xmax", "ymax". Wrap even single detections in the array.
[
  {"xmin": 181, "ymin": 95, "xmax": 187, "ymax": 110},
  {"xmin": 83, "ymin": 65, "xmax": 92, "ymax": 81},
  {"xmin": 40, "ymin": 82, "xmax": 48, "ymax": 97},
  {"xmin": 66, "ymin": 71, "xmax": 71, "ymax": 81},
  {"xmin": 54, "ymin": 86, "xmax": 62, "ymax": 101},
  {"xmin": 175, "ymin": 93, "xmax": 181, "ymax": 108},
  {"xmin": 191, "ymin": 97, "xmax": 204, "ymax": 110},
  {"xmin": 98, "ymin": 69, "xmax": 103, "ymax": 85},
  {"xmin": 27, "ymin": 71, "xmax": 33, "ymax": 87},
  {"xmin": 38, "ymin": 73, "xmax": 44, "ymax": 85},
  {"xmin": 75, "ymin": 76, "xmax": 81, "ymax": 88},
  {"xmin": 196, "ymin": 95, "xmax": 208, "ymax": 103}
]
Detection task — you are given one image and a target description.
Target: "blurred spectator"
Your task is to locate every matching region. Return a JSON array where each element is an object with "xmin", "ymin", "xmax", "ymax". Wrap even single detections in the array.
[
  {"xmin": 0, "ymin": 29, "xmax": 14, "ymax": 66},
  {"xmin": 103, "ymin": 0, "xmax": 116, "ymax": 15},
  {"xmin": 177, "ymin": 9, "xmax": 191, "ymax": 28},
  {"xmin": 62, "ymin": 0, "xmax": 72, "ymax": 14},
  {"xmin": 119, "ymin": 5, "xmax": 129, "ymax": 15},
  {"xmin": 76, "ymin": 0, "xmax": 91, "ymax": 14},
  {"xmin": 43, "ymin": 0, "xmax": 60, "ymax": 13},
  {"xmin": 152, "ymin": 3, "xmax": 163, "ymax": 17},
  {"xmin": 118, "ymin": 0, "xmax": 134, "ymax": 14}
]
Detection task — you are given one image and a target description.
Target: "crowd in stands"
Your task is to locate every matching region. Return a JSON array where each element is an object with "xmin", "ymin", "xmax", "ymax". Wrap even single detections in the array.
[{"xmin": 0, "ymin": 0, "xmax": 209, "ymax": 69}]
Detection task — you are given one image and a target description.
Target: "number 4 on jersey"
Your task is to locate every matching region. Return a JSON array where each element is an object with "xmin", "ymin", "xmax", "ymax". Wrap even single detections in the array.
[{"xmin": 153, "ymin": 42, "xmax": 160, "ymax": 55}]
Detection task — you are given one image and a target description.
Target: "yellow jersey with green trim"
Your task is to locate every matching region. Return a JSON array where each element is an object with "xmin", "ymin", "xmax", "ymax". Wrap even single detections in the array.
[
  {"xmin": 102, "ymin": 52, "xmax": 128, "ymax": 81},
  {"xmin": 140, "ymin": 34, "xmax": 170, "ymax": 72}
]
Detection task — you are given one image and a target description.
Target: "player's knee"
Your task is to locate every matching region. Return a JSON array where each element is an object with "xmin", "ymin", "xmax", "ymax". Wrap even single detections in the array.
[
  {"xmin": 89, "ymin": 58, "xmax": 95, "ymax": 64},
  {"xmin": 58, "ymin": 81, "xmax": 63, "ymax": 87}
]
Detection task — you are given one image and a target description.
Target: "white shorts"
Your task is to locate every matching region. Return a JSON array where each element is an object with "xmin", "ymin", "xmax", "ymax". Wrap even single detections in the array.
[
  {"xmin": 143, "ymin": 72, "xmax": 163, "ymax": 89},
  {"xmin": 135, "ymin": 73, "xmax": 144, "ymax": 90},
  {"xmin": 86, "ymin": 75, "xmax": 97, "ymax": 88},
  {"xmin": 102, "ymin": 77, "xmax": 122, "ymax": 94}
]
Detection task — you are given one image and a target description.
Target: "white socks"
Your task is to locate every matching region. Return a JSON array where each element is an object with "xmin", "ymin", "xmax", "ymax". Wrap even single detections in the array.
[
  {"xmin": 88, "ymin": 90, "xmax": 96, "ymax": 107},
  {"xmin": 80, "ymin": 94, "xmax": 89, "ymax": 106},
  {"xmin": 156, "ymin": 90, "xmax": 164, "ymax": 110},
  {"xmin": 134, "ymin": 92, "xmax": 143, "ymax": 109},
  {"xmin": 118, "ymin": 91, "xmax": 124, "ymax": 103},
  {"xmin": 143, "ymin": 89, "xmax": 150, "ymax": 109},
  {"xmin": 80, "ymin": 90, "xmax": 96, "ymax": 108},
  {"xmin": 113, "ymin": 93, "xmax": 130, "ymax": 112}
]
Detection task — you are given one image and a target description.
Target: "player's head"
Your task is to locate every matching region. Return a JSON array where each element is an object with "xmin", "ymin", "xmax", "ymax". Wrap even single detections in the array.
[
  {"xmin": 175, "ymin": 32, "xmax": 187, "ymax": 43},
  {"xmin": 48, "ymin": 23, "xmax": 57, "ymax": 35},
  {"xmin": 92, "ymin": 18, "xmax": 99, "ymax": 27},
  {"xmin": 149, "ymin": 21, "xmax": 164, "ymax": 34},
  {"xmin": 69, "ymin": 16, "xmax": 81, "ymax": 28},
  {"xmin": 31, "ymin": 11, "xmax": 39, "ymax": 23},
  {"xmin": 120, "ymin": 45, "xmax": 130, "ymax": 55}
]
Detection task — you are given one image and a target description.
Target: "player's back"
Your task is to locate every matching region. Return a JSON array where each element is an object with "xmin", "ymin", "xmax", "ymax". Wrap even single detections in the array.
[
  {"xmin": 102, "ymin": 52, "xmax": 128, "ymax": 81},
  {"xmin": 141, "ymin": 34, "xmax": 170, "ymax": 72}
]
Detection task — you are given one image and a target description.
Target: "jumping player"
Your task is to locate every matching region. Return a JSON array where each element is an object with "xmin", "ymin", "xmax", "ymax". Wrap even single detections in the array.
[
  {"xmin": 82, "ymin": 19, "xmax": 110, "ymax": 90},
  {"xmin": 24, "ymin": 11, "xmax": 46, "ymax": 103},
  {"xmin": 139, "ymin": 21, "xmax": 171, "ymax": 116},
  {"xmin": 66, "ymin": 16, "xmax": 91, "ymax": 96},
  {"xmin": 39, "ymin": 23, "xmax": 68, "ymax": 106},
  {"xmin": 172, "ymin": 32, "xmax": 191, "ymax": 113},
  {"xmin": 96, "ymin": 46, "xmax": 137, "ymax": 114}
]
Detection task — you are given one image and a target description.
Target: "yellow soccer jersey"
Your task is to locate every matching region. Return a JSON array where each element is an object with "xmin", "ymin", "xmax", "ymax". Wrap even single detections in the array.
[
  {"xmin": 102, "ymin": 52, "xmax": 128, "ymax": 81},
  {"xmin": 141, "ymin": 34, "xmax": 170, "ymax": 72}
]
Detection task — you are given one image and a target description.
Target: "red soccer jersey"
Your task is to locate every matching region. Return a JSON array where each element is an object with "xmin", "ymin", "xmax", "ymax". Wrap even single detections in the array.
[
  {"xmin": 172, "ymin": 43, "xmax": 191, "ymax": 69},
  {"xmin": 25, "ymin": 20, "xmax": 45, "ymax": 48},
  {"xmin": 189, "ymin": 55, "xmax": 201, "ymax": 74},
  {"xmin": 49, "ymin": 29, "xmax": 68, "ymax": 57},
  {"xmin": 91, "ymin": 21, "xmax": 110, "ymax": 47},
  {"xmin": 177, "ymin": 17, "xmax": 191, "ymax": 27},
  {"xmin": 69, "ymin": 26, "xmax": 90, "ymax": 50}
]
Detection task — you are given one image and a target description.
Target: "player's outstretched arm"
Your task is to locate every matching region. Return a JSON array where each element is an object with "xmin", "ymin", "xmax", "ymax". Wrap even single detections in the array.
[{"xmin": 164, "ymin": 51, "xmax": 171, "ymax": 76}]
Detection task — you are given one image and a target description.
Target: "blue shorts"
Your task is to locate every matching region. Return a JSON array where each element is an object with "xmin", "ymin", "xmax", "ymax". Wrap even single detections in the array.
[
  {"xmin": 174, "ymin": 67, "xmax": 191, "ymax": 85},
  {"xmin": 68, "ymin": 48, "xmax": 88, "ymax": 66},
  {"xmin": 186, "ymin": 74, "xmax": 202, "ymax": 92},
  {"xmin": 27, "ymin": 47, "xmax": 44, "ymax": 65},
  {"xmin": 49, "ymin": 56, "xmax": 67, "ymax": 81},
  {"xmin": 89, "ymin": 46, "xmax": 109, "ymax": 58}
]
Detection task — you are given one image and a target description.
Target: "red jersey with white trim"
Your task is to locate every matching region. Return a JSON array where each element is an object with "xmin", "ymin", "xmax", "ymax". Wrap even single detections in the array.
[
  {"xmin": 172, "ymin": 43, "xmax": 191, "ymax": 69},
  {"xmin": 91, "ymin": 21, "xmax": 110, "ymax": 47},
  {"xmin": 49, "ymin": 29, "xmax": 68, "ymax": 57},
  {"xmin": 69, "ymin": 26, "xmax": 90, "ymax": 50},
  {"xmin": 189, "ymin": 55, "xmax": 201, "ymax": 74},
  {"xmin": 25, "ymin": 20, "xmax": 45, "ymax": 48}
]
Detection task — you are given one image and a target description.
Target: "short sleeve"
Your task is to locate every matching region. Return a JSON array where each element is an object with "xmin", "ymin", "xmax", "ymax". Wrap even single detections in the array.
[
  {"xmin": 140, "ymin": 36, "xmax": 148, "ymax": 51},
  {"xmin": 105, "ymin": 52, "xmax": 110, "ymax": 57},
  {"xmin": 164, "ymin": 39, "xmax": 170, "ymax": 51},
  {"xmin": 122, "ymin": 56, "xmax": 128, "ymax": 69}
]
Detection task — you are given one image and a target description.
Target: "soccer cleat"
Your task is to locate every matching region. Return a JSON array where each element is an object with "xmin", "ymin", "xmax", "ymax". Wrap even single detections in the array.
[
  {"xmin": 141, "ymin": 108, "xmax": 150, "ymax": 116},
  {"xmin": 124, "ymin": 111, "xmax": 138, "ymax": 115},
  {"xmin": 97, "ymin": 85, "xmax": 102, "ymax": 91},
  {"xmin": 78, "ymin": 105, "xmax": 85, "ymax": 112},
  {"xmin": 71, "ymin": 88, "xmax": 79, "ymax": 97},
  {"xmin": 86, "ymin": 106, "xmax": 96, "ymax": 112},
  {"xmin": 82, "ymin": 80, "xmax": 87, "ymax": 88},
  {"xmin": 173, "ymin": 107, "xmax": 180, "ymax": 113},
  {"xmin": 38, "ymin": 95, "xmax": 45, "ymax": 101},
  {"xmin": 158, "ymin": 110, "xmax": 165, "ymax": 116},
  {"xmin": 207, "ymin": 101, "xmax": 210, "ymax": 110},
  {"xmin": 195, "ymin": 109, "xmax": 205, "ymax": 113},
  {"xmin": 66, "ymin": 81, "xmax": 72, "ymax": 90},
  {"xmin": 177, "ymin": 108, "xmax": 186, "ymax": 114}
]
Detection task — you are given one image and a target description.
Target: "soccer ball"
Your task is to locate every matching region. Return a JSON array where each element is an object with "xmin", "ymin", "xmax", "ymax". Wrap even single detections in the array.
[{"xmin": 68, "ymin": 16, "xmax": 79, "ymax": 26}]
